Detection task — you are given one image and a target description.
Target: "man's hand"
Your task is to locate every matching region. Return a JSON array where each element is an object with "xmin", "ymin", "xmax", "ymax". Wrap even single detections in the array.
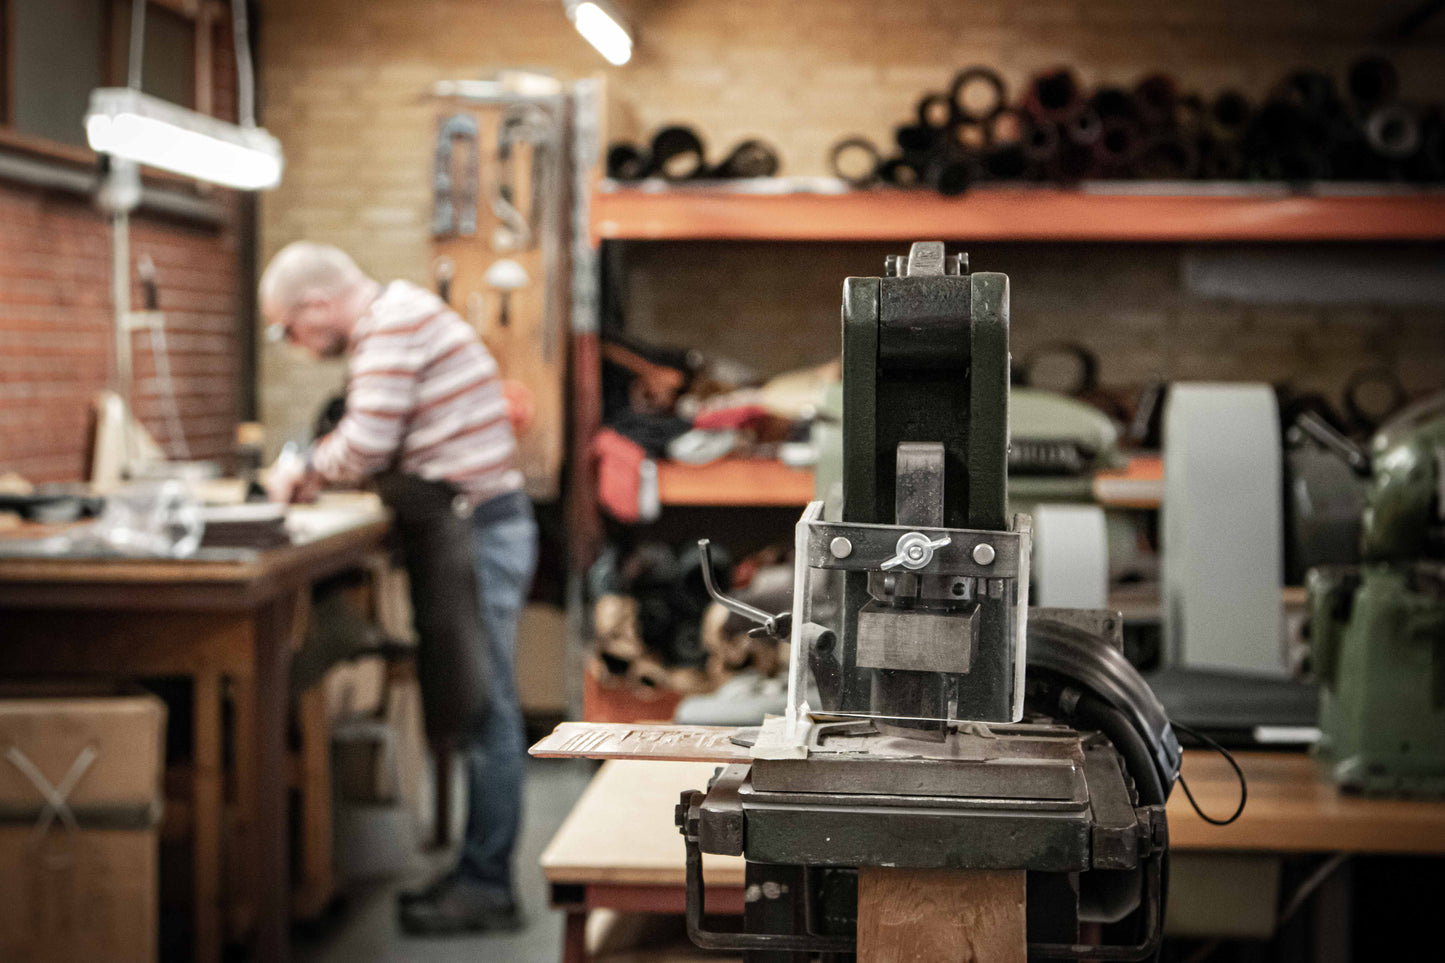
[
  {"xmin": 265, "ymin": 464, "xmax": 323, "ymax": 504},
  {"xmin": 502, "ymin": 379, "xmax": 535, "ymax": 437}
]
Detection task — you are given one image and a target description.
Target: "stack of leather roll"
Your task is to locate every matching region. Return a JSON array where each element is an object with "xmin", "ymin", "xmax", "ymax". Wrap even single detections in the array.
[
  {"xmin": 827, "ymin": 56, "xmax": 1445, "ymax": 195},
  {"xmin": 606, "ymin": 125, "xmax": 781, "ymax": 181}
]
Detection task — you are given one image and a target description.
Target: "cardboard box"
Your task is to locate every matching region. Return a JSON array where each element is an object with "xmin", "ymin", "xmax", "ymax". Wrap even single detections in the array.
[{"xmin": 0, "ymin": 691, "xmax": 166, "ymax": 963}]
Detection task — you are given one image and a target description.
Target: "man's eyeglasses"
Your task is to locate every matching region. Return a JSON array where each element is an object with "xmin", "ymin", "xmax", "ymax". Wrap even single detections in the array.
[{"xmin": 265, "ymin": 301, "xmax": 306, "ymax": 343}]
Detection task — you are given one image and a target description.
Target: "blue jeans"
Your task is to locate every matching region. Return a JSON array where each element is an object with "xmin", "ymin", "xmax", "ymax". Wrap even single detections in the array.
[{"xmin": 458, "ymin": 490, "xmax": 538, "ymax": 892}]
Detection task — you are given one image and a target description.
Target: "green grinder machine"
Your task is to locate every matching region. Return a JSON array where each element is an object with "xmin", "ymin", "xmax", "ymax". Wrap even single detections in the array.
[{"xmin": 1308, "ymin": 393, "xmax": 1445, "ymax": 794}]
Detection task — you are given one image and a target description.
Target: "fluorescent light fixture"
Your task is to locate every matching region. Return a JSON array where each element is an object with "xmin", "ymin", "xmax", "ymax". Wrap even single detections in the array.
[
  {"xmin": 85, "ymin": 88, "xmax": 284, "ymax": 191},
  {"xmin": 564, "ymin": 0, "xmax": 633, "ymax": 66}
]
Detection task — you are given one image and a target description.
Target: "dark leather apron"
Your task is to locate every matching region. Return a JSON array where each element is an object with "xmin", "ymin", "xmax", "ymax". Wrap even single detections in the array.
[{"xmin": 373, "ymin": 472, "xmax": 493, "ymax": 744}]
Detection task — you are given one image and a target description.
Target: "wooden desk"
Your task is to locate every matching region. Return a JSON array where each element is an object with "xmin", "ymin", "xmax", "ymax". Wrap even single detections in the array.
[
  {"xmin": 540, "ymin": 752, "xmax": 1445, "ymax": 962},
  {"xmin": 0, "ymin": 506, "xmax": 390, "ymax": 963}
]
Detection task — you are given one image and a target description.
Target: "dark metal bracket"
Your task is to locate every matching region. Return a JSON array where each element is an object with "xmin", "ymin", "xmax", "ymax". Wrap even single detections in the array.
[{"xmin": 677, "ymin": 789, "xmax": 1165, "ymax": 961}]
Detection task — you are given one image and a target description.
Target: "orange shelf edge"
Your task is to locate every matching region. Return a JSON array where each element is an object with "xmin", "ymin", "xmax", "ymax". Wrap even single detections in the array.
[
  {"xmin": 656, "ymin": 458, "xmax": 815, "ymax": 507},
  {"xmin": 593, "ymin": 186, "xmax": 1445, "ymax": 244}
]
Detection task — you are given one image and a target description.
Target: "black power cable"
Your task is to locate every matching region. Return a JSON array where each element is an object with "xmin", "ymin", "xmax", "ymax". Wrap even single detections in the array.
[{"xmin": 1172, "ymin": 721, "xmax": 1248, "ymax": 826}]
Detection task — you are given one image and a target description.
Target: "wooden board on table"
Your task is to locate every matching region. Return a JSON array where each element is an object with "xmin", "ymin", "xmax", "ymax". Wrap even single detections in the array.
[
  {"xmin": 540, "ymin": 760, "xmax": 747, "ymax": 887},
  {"xmin": 538, "ymin": 752, "xmax": 1445, "ymax": 896},
  {"xmin": 1168, "ymin": 750, "xmax": 1445, "ymax": 854}
]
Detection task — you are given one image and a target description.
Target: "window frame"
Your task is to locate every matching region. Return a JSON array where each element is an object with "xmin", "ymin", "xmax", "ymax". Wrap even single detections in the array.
[{"xmin": 0, "ymin": 0, "xmax": 222, "ymax": 169}]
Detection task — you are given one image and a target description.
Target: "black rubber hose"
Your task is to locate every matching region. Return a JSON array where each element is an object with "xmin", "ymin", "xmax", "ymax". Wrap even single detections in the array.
[
  {"xmin": 1132, "ymin": 73, "xmax": 1179, "ymax": 127},
  {"xmin": 650, "ymin": 125, "xmax": 708, "ymax": 180},
  {"xmin": 1052, "ymin": 141, "xmax": 1097, "ymax": 181},
  {"xmin": 1366, "ymin": 104, "xmax": 1422, "ymax": 159},
  {"xmin": 606, "ymin": 142, "xmax": 650, "ymax": 180},
  {"xmin": 829, "ymin": 137, "xmax": 882, "ymax": 187},
  {"xmin": 1025, "ymin": 67, "xmax": 1083, "ymax": 122},
  {"xmin": 1209, "ymin": 90, "xmax": 1252, "ymax": 141},
  {"xmin": 950, "ymin": 119, "xmax": 990, "ymax": 153},
  {"xmin": 1407, "ymin": 109, "xmax": 1445, "ymax": 181},
  {"xmin": 927, "ymin": 153, "xmax": 979, "ymax": 195},
  {"xmin": 1090, "ymin": 86, "xmax": 1137, "ymax": 123},
  {"xmin": 1065, "ymin": 106, "xmax": 1104, "ymax": 146},
  {"xmin": 1068, "ymin": 689, "xmax": 1167, "ymax": 806},
  {"xmin": 917, "ymin": 92, "xmax": 955, "ymax": 131},
  {"xmin": 1023, "ymin": 120, "xmax": 1062, "ymax": 164},
  {"xmin": 983, "ymin": 109, "xmax": 1030, "ymax": 180},
  {"xmin": 711, "ymin": 139, "xmax": 780, "ymax": 178},
  {"xmin": 1135, "ymin": 133, "xmax": 1201, "ymax": 179},
  {"xmin": 1094, "ymin": 118, "xmax": 1143, "ymax": 175},
  {"xmin": 877, "ymin": 156, "xmax": 924, "ymax": 188},
  {"xmin": 949, "ymin": 66, "xmax": 1007, "ymax": 124},
  {"xmin": 1348, "ymin": 55, "xmax": 1399, "ymax": 110},
  {"xmin": 1198, "ymin": 136, "xmax": 1244, "ymax": 179},
  {"xmin": 983, "ymin": 144, "xmax": 1029, "ymax": 180},
  {"xmin": 1070, "ymin": 689, "xmax": 1170, "ymax": 963},
  {"xmin": 895, "ymin": 123, "xmax": 939, "ymax": 154},
  {"xmin": 1274, "ymin": 69, "xmax": 1341, "ymax": 116}
]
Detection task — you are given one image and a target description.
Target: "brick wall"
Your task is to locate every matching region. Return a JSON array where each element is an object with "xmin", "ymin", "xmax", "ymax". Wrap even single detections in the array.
[
  {"xmin": 0, "ymin": 25, "xmax": 242, "ymax": 484},
  {"xmin": 618, "ymin": 241, "xmax": 1445, "ymax": 398},
  {"xmin": 259, "ymin": 0, "xmax": 1445, "ymax": 449}
]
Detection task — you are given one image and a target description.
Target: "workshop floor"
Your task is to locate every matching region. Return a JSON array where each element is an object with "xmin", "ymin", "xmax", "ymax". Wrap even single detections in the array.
[{"xmin": 295, "ymin": 757, "xmax": 596, "ymax": 963}]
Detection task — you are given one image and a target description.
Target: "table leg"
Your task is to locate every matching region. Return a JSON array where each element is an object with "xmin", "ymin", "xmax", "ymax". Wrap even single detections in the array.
[
  {"xmin": 561, "ymin": 908, "xmax": 588, "ymax": 963},
  {"xmin": 232, "ymin": 673, "xmax": 258, "ymax": 941},
  {"xmin": 294, "ymin": 685, "xmax": 335, "ymax": 919},
  {"xmin": 253, "ymin": 595, "xmax": 298, "ymax": 963},
  {"xmin": 193, "ymin": 670, "xmax": 224, "ymax": 963}
]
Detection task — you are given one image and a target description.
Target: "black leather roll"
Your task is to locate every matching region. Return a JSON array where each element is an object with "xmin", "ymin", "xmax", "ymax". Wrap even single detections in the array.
[
  {"xmin": 712, "ymin": 139, "xmax": 780, "ymax": 178},
  {"xmin": 606, "ymin": 142, "xmax": 651, "ymax": 180},
  {"xmin": 829, "ymin": 136, "xmax": 882, "ymax": 187},
  {"xmin": 949, "ymin": 66, "xmax": 1007, "ymax": 124},
  {"xmin": 650, "ymin": 125, "xmax": 708, "ymax": 180}
]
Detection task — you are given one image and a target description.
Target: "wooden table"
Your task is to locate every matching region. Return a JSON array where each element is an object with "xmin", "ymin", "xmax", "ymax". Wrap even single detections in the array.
[
  {"xmin": 540, "ymin": 752, "xmax": 1445, "ymax": 962},
  {"xmin": 0, "ymin": 505, "xmax": 390, "ymax": 963}
]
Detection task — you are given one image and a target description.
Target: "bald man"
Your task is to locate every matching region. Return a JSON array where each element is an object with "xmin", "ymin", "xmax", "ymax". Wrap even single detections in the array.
[{"xmin": 261, "ymin": 242, "xmax": 537, "ymax": 934}]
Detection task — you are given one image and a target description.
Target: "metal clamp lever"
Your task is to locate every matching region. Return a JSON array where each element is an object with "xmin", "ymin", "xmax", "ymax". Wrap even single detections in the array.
[{"xmin": 696, "ymin": 540, "xmax": 791, "ymax": 639}]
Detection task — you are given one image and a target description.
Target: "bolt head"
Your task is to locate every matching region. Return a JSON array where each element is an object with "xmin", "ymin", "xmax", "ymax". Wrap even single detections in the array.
[
  {"xmin": 972, "ymin": 543, "xmax": 996, "ymax": 565},
  {"xmin": 829, "ymin": 536, "xmax": 853, "ymax": 559}
]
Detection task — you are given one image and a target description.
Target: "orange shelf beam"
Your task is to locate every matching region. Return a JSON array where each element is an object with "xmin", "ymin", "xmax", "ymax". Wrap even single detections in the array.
[
  {"xmin": 656, "ymin": 458, "xmax": 815, "ymax": 507},
  {"xmin": 1093, "ymin": 454, "xmax": 1164, "ymax": 510},
  {"xmin": 652, "ymin": 454, "xmax": 1164, "ymax": 510},
  {"xmin": 592, "ymin": 186, "xmax": 1445, "ymax": 244}
]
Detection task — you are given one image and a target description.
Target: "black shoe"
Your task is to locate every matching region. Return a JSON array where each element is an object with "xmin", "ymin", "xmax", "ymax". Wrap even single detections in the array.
[
  {"xmin": 397, "ymin": 866, "xmax": 461, "ymax": 907},
  {"xmin": 397, "ymin": 876, "xmax": 524, "ymax": 935}
]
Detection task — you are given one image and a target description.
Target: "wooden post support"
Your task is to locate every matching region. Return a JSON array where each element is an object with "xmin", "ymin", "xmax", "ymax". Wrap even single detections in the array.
[{"xmin": 857, "ymin": 867, "xmax": 1026, "ymax": 963}]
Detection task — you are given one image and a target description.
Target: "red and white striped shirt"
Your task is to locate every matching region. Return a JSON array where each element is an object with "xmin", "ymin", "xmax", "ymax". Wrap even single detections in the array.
[{"xmin": 312, "ymin": 280, "xmax": 521, "ymax": 505}]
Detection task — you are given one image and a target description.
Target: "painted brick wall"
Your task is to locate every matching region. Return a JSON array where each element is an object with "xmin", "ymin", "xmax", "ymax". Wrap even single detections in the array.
[
  {"xmin": 0, "ymin": 26, "xmax": 242, "ymax": 484},
  {"xmin": 259, "ymin": 0, "xmax": 1445, "ymax": 449}
]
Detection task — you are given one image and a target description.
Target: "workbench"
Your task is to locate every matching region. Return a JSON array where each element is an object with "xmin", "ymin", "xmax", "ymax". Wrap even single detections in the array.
[
  {"xmin": 540, "ymin": 751, "xmax": 1445, "ymax": 963},
  {"xmin": 0, "ymin": 504, "xmax": 390, "ymax": 963}
]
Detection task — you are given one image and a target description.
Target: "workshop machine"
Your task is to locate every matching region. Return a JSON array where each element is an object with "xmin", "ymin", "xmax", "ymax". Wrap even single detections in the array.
[
  {"xmin": 671, "ymin": 244, "xmax": 1183, "ymax": 960},
  {"xmin": 1306, "ymin": 393, "xmax": 1445, "ymax": 795}
]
